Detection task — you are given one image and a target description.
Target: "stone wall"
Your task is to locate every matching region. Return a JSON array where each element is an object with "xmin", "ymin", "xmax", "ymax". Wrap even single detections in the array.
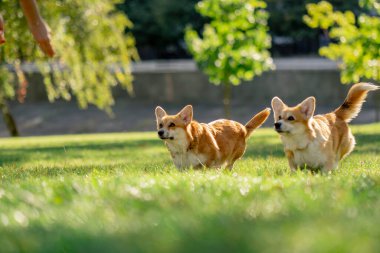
[{"xmin": 25, "ymin": 58, "xmax": 379, "ymax": 108}]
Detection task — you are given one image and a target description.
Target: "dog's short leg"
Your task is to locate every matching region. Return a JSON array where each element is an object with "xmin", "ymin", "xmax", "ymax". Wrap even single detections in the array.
[
  {"xmin": 322, "ymin": 159, "xmax": 338, "ymax": 173},
  {"xmin": 322, "ymin": 165, "xmax": 333, "ymax": 173},
  {"xmin": 226, "ymin": 162, "xmax": 235, "ymax": 170},
  {"xmin": 226, "ymin": 164, "xmax": 234, "ymax": 170},
  {"xmin": 192, "ymin": 164, "xmax": 204, "ymax": 170},
  {"xmin": 285, "ymin": 150, "xmax": 297, "ymax": 171}
]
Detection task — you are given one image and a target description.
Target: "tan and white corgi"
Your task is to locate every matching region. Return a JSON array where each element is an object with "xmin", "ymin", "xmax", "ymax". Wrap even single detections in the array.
[
  {"xmin": 155, "ymin": 105, "xmax": 271, "ymax": 169},
  {"xmin": 271, "ymin": 83, "xmax": 379, "ymax": 172}
]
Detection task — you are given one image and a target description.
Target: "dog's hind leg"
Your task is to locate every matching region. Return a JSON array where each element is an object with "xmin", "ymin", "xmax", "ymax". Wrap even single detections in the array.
[
  {"xmin": 226, "ymin": 162, "xmax": 235, "ymax": 170},
  {"xmin": 339, "ymin": 133, "xmax": 356, "ymax": 160}
]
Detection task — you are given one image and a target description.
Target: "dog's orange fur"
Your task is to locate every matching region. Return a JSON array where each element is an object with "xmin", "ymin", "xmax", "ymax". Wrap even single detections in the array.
[
  {"xmin": 155, "ymin": 105, "xmax": 271, "ymax": 169},
  {"xmin": 271, "ymin": 83, "xmax": 379, "ymax": 172}
]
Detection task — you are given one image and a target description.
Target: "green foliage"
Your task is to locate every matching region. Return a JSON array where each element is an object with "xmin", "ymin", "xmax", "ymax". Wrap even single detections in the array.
[
  {"xmin": 118, "ymin": 0, "xmax": 203, "ymax": 58},
  {"xmin": 0, "ymin": 0, "xmax": 138, "ymax": 112},
  {"xmin": 360, "ymin": 0, "xmax": 380, "ymax": 13},
  {"xmin": 267, "ymin": 0, "xmax": 318, "ymax": 41},
  {"xmin": 304, "ymin": 0, "xmax": 380, "ymax": 83},
  {"xmin": 0, "ymin": 124, "xmax": 380, "ymax": 252},
  {"xmin": 119, "ymin": 0, "xmax": 363, "ymax": 58},
  {"xmin": 0, "ymin": 66, "xmax": 14, "ymax": 102},
  {"xmin": 267, "ymin": 0, "xmax": 359, "ymax": 40},
  {"xmin": 185, "ymin": 0, "xmax": 274, "ymax": 86}
]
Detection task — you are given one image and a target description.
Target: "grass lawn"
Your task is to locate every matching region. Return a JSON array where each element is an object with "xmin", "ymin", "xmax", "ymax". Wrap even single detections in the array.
[{"xmin": 0, "ymin": 123, "xmax": 379, "ymax": 253}]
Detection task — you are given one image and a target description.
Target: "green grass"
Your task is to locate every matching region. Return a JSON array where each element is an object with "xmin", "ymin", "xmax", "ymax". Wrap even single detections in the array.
[{"xmin": 0, "ymin": 124, "xmax": 379, "ymax": 253}]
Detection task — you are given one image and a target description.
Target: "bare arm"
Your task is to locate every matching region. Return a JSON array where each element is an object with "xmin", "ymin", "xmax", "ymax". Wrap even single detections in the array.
[{"xmin": 19, "ymin": 0, "xmax": 55, "ymax": 57}]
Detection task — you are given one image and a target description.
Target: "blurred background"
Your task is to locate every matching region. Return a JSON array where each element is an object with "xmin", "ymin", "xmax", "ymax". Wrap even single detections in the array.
[{"xmin": 0, "ymin": 0, "xmax": 379, "ymax": 136}]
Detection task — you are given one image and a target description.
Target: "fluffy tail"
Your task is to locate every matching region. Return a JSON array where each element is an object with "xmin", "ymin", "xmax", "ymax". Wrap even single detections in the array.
[
  {"xmin": 334, "ymin": 83, "xmax": 379, "ymax": 122},
  {"xmin": 245, "ymin": 108, "xmax": 271, "ymax": 138}
]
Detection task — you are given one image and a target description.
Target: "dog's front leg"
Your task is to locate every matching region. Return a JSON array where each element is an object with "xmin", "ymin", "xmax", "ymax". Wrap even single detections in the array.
[
  {"xmin": 171, "ymin": 152, "xmax": 185, "ymax": 169},
  {"xmin": 322, "ymin": 159, "xmax": 338, "ymax": 173},
  {"xmin": 285, "ymin": 150, "xmax": 297, "ymax": 171}
]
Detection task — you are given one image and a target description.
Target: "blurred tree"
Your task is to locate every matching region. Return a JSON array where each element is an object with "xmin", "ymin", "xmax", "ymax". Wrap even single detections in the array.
[
  {"xmin": 185, "ymin": 0, "xmax": 274, "ymax": 118},
  {"xmin": 304, "ymin": 0, "xmax": 379, "ymax": 83},
  {"xmin": 118, "ymin": 0, "xmax": 362, "ymax": 59},
  {"xmin": 0, "ymin": 0, "xmax": 138, "ymax": 136},
  {"xmin": 266, "ymin": 0, "xmax": 360, "ymax": 56},
  {"xmin": 118, "ymin": 0, "xmax": 204, "ymax": 59}
]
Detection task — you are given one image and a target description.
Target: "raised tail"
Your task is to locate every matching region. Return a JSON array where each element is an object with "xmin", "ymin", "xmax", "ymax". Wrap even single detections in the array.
[
  {"xmin": 334, "ymin": 83, "xmax": 379, "ymax": 122},
  {"xmin": 245, "ymin": 108, "xmax": 271, "ymax": 138}
]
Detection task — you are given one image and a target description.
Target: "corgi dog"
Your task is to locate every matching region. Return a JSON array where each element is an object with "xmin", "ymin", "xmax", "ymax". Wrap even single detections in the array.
[
  {"xmin": 271, "ymin": 83, "xmax": 379, "ymax": 172},
  {"xmin": 155, "ymin": 105, "xmax": 271, "ymax": 169}
]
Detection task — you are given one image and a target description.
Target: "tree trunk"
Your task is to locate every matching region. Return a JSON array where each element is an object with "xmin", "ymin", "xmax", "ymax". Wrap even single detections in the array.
[
  {"xmin": 0, "ymin": 100, "xmax": 19, "ymax": 137},
  {"xmin": 223, "ymin": 83, "xmax": 231, "ymax": 119}
]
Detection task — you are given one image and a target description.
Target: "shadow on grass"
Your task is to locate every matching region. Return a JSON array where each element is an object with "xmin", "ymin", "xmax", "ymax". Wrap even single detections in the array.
[
  {"xmin": 245, "ymin": 134, "xmax": 284, "ymax": 158},
  {"xmin": 244, "ymin": 142, "xmax": 284, "ymax": 158},
  {"xmin": 0, "ymin": 139, "xmax": 163, "ymax": 166},
  {"xmin": 0, "ymin": 212, "xmax": 292, "ymax": 253},
  {"xmin": 0, "ymin": 163, "xmax": 119, "ymax": 180},
  {"xmin": 0, "ymin": 132, "xmax": 378, "ymax": 169},
  {"xmin": 1, "ymin": 210, "xmax": 375, "ymax": 253},
  {"xmin": 354, "ymin": 133, "xmax": 380, "ymax": 154}
]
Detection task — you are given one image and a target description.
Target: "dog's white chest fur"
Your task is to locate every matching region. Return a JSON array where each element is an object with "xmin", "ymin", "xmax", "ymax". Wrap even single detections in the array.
[
  {"xmin": 292, "ymin": 140, "xmax": 326, "ymax": 168},
  {"xmin": 165, "ymin": 135, "xmax": 207, "ymax": 169},
  {"xmin": 282, "ymin": 131, "xmax": 327, "ymax": 169},
  {"xmin": 175, "ymin": 151, "xmax": 207, "ymax": 168}
]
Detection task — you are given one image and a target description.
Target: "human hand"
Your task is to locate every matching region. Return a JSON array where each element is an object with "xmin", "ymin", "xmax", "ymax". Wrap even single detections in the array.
[
  {"xmin": 20, "ymin": 0, "xmax": 55, "ymax": 57},
  {"xmin": 29, "ymin": 19, "xmax": 55, "ymax": 57}
]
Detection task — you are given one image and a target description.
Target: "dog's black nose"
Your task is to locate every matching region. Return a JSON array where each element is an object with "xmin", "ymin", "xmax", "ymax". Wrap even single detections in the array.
[
  {"xmin": 274, "ymin": 122, "xmax": 282, "ymax": 129},
  {"xmin": 158, "ymin": 130, "xmax": 164, "ymax": 136}
]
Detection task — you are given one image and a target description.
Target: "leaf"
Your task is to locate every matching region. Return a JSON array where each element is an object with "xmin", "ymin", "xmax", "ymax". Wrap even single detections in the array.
[{"xmin": 185, "ymin": 0, "xmax": 274, "ymax": 86}]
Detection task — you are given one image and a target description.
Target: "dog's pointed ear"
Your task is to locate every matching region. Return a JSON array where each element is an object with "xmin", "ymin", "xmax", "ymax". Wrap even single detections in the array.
[
  {"xmin": 299, "ymin": 97, "xmax": 315, "ymax": 119},
  {"xmin": 178, "ymin": 105, "xmax": 193, "ymax": 125},
  {"xmin": 271, "ymin": 97, "xmax": 286, "ymax": 120},
  {"xmin": 155, "ymin": 106, "xmax": 167, "ymax": 120}
]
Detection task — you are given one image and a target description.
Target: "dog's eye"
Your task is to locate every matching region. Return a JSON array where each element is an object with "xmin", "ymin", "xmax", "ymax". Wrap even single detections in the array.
[
  {"xmin": 287, "ymin": 116, "xmax": 295, "ymax": 121},
  {"xmin": 278, "ymin": 116, "xmax": 282, "ymax": 120},
  {"xmin": 159, "ymin": 123, "xmax": 163, "ymax": 128},
  {"xmin": 169, "ymin": 122, "xmax": 175, "ymax": 127}
]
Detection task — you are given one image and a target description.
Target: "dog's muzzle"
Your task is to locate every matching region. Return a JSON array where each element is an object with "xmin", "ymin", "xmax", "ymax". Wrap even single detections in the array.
[
  {"xmin": 274, "ymin": 122, "xmax": 283, "ymax": 133},
  {"xmin": 157, "ymin": 130, "xmax": 174, "ymax": 140},
  {"xmin": 274, "ymin": 122, "xmax": 289, "ymax": 134}
]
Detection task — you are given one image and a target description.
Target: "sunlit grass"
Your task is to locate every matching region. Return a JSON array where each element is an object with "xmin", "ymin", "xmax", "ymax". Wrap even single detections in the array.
[{"xmin": 0, "ymin": 124, "xmax": 379, "ymax": 253}]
